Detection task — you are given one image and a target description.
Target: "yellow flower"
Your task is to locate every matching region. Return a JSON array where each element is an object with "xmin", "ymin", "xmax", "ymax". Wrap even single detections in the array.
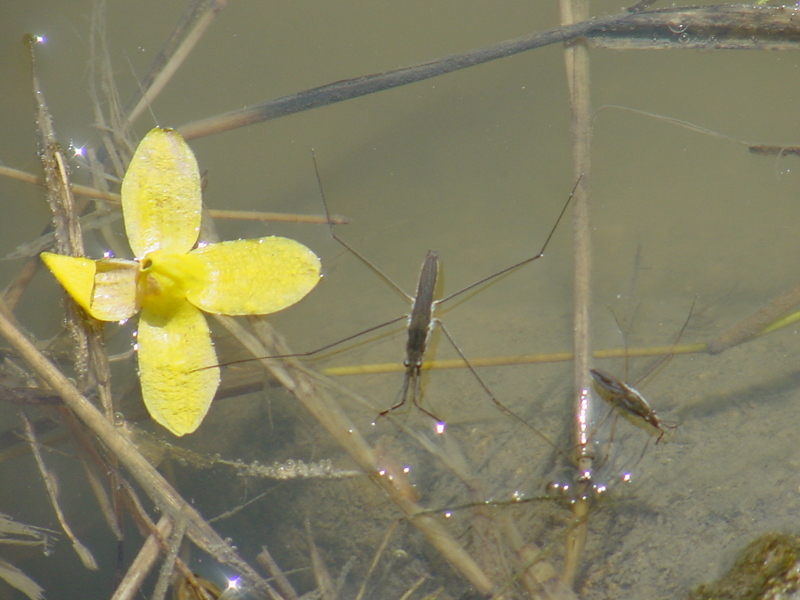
[{"xmin": 42, "ymin": 128, "xmax": 320, "ymax": 436}]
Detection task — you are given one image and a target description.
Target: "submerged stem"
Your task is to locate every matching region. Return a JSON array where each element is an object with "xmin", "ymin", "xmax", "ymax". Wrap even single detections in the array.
[
  {"xmin": 178, "ymin": 6, "xmax": 800, "ymax": 141},
  {"xmin": 559, "ymin": 0, "xmax": 593, "ymax": 587}
]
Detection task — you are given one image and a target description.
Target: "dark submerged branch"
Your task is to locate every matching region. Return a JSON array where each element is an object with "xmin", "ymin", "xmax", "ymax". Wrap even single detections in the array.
[{"xmin": 179, "ymin": 6, "xmax": 800, "ymax": 140}]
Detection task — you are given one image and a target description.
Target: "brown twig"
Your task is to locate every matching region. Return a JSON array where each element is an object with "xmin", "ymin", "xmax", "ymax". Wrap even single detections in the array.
[
  {"xmin": 176, "ymin": 6, "xmax": 800, "ymax": 141},
  {"xmin": 306, "ymin": 520, "xmax": 336, "ymax": 600},
  {"xmin": 500, "ymin": 514, "xmax": 578, "ymax": 600},
  {"xmin": 0, "ymin": 165, "xmax": 348, "ymax": 232}
]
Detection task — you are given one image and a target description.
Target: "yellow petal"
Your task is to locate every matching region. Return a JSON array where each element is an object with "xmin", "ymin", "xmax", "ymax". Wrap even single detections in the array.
[
  {"xmin": 121, "ymin": 127, "xmax": 202, "ymax": 258},
  {"xmin": 137, "ymin": 301, "xmax": 220, "ymax": 436},
  {"xmin": 41, "ymin": 253, "xmax": 139, "ymax": 321},
  {"xmin": 91, "ymin": 259, "xmax": 141, "ymax": 321},
  {"xmin": 41, "ymin": 252, "xmax": 95, "ymax": 314},
  {"xmin": 186, "ymin": 236, "xmax": 321, "ymax": 315}
]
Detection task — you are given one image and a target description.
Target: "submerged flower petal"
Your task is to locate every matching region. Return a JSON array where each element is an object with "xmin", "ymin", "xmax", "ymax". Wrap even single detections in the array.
[
  {"xmin": 121, "ymin": 127, "xmax": 202, "ymax": 257},
  {"xmin": 137, "ymin": 300, "xmax": 220, "ymax": 436},
  {"xmin": 187, "ymin": 236, "xmax": 321, "ymax": 315}
]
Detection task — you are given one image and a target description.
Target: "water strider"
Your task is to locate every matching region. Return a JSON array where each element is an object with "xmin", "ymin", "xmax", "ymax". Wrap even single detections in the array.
[
  {"xmin": 318, "ymin": 166, "xmax": 579, "ymax": 430},
  {"xmin": 209, "ymin": 162, "xmax": 578, "ymax": 434},
  {"xmin": 388, "ymin": 248, "xmax": 441, "ymax": 424}
]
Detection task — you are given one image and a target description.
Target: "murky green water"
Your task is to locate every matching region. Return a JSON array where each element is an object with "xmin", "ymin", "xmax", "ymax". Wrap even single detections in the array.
[{"xmin": 1, "ymin": 1, "xmax": 800, "ymax": 598}]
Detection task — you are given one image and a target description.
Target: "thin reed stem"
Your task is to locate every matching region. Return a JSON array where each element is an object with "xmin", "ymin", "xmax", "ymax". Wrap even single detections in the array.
[
  {"xmin": 559, "ymin": 0, "xmax": 593, "ymax": 587},
  {"xmin": 124, "ymin": 0, "xmax": 229, "ymax": 127},
  {"xmin": 319, "ymin": 342, "xmax": 708, "ymax": 376}
]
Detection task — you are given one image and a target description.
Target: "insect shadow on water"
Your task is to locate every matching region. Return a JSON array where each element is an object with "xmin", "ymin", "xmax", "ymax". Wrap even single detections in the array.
[{"xmin": 209, "ymin": 161, "xmax": 578, "ymax": 439}]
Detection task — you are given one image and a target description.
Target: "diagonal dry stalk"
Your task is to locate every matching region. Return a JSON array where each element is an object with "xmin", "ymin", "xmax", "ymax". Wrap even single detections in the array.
[
  {"xmin": 258, "ymin": 545, "xmax": 300, "ymax": 600},
  {"xmin": 110, "ymin": 515, "xmax": 173, "ymax": 600},
  {"xmin": 174, "ymin": 6, "xmax": 800, "ymax": 142},
  {"xmin": 213, "ymin": 313, "xmax": 585, "ymax": 599},
  {"xmin": 707, "ymin": 280, "xmax": 800, "ymax": 354},
  {"xmin": 213, "ymin": 313, "xmax": 499, "ymax": 595},
  {"xmin": 0, "ymin": 309, "xmax": 275, "ymax": 597},
  {"xmin": 123, "ymin": 0, "xmax": 230, "ymax": 128}
]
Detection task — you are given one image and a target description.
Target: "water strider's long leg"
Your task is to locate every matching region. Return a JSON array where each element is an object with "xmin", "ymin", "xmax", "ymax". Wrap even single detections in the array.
[{"xmin": 204, "ymin": 159, "xmax": 577, "ymax": 431}]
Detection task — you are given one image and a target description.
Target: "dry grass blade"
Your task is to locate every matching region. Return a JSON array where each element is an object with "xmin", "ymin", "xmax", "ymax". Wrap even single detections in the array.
[
  {"xmin": 257, "ymin": 547, "xmax": 300, "ymax": 600},
  {"xmin": 20, "ymin": 412, "xmax": 98, "ymax": 570},
  {"xmin": 0, "ymin": 165, "xmax": 121, "ymax": 203},
  {"xmin": 111, "ymin": 516, "xmax": 173, "ymax": 600},
  {"xmin": 320, "ymin": 342, "xmax": 707, "ymax": 376},
  {"xmin": 0, "ymin": 164, "xmax": 348, "ymax": 230},
  {"xmin": 354, "ymin": 521, "xmax": 399, "ymax": 600},
  {"xmin": 213, "ymin": 313, "xmax": 496, "ymax": 595},
  {"xmin": 206, "ymin": 208, "xmax": 349, "ymax": 225},
  {"xmin": 124, "ymin": 0, "xmax": 229, "ymax": 127},
  {"xmin": 306, "ymin": 521, "xmax": 336, "ymax": 600},
  {"xmin": 150, "ymin": 514, "xmax": 187, "ymax": 600},
  {"xmin": 0, "ymin": 513, "xmax": 52, "ymax": 548},
  {"xmin": 398, "ymin": 576, "xmax": 428, "ymax": 600},
  {"xmin": 0, "ymin": 310, "xmax": 272, "ymax": 597},
  {"xmin": 707, "ymin": 279, "xmax": 800, "ymax": 354},
  {"xmin": 0, "ymin": 558, "xmax": 44, "ymax": 600},
  {"xmin": 0, "ymin": 510, "xmax": 52, "ymax": 599}
]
